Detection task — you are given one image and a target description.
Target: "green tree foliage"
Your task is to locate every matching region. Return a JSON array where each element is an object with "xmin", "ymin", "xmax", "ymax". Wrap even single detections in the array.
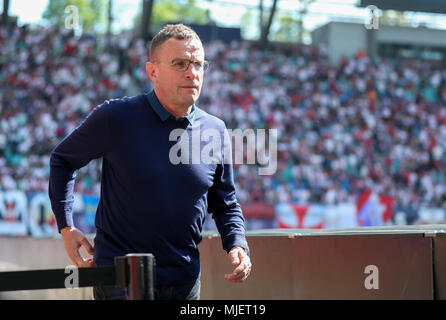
[
  {"xmin": 270, "ymin": 13, "xmax": 300, "ymax": 42},
  {"xmin": 241, "ymin": 4, "xmax": 299, "ymax": 43},
  {"xmin": 240, "ymin": 8, "xmax": 257, "ymax": 39},
  {"xmin": 242, "ymin": 0, "xmax": 313, "ymax": 44},
  {"xmin": 42, "ymin": 0, "xmax": 107, "ymax": 33},
  {"xmin": 135, "ymin": 0, "xmax": 211, "ymax": 35}
]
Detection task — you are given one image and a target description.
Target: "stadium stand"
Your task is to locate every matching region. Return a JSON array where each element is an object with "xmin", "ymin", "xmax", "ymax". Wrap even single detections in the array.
[{"xmin": 1, "ymin": 23, "xmax": 446, "ymax": 232}]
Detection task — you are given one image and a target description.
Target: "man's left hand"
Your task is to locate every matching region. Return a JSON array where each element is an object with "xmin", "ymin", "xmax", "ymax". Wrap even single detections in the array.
[{"xmin": 224, "ymin": 246, "xmax": 252, "ymax": 283}]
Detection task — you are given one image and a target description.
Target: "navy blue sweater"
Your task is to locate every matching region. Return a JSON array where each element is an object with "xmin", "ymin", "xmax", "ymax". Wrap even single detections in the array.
[{"xmin": 49, "ymin": 91, "xmax": 249, "ymax": 285}]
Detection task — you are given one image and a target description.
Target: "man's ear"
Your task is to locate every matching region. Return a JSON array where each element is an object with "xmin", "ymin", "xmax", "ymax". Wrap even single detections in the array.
[{"xmin": 146, "ymin": 61, "xmax": 157, "ymax": 82}]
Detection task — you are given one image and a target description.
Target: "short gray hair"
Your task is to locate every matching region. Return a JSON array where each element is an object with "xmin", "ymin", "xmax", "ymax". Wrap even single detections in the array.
[{"xmin": 150, "ymin": 24, "xmax": 201, "ymax": 60}]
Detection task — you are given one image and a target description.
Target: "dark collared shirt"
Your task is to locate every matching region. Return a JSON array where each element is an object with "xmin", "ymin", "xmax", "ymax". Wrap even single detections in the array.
[
  {"xmin": 49, "ymin": 90, "xmax": 248, "ymax": 285},
  {"xmin": 147, "ymin": 90, "xmax": 196, "ymax": 124}
]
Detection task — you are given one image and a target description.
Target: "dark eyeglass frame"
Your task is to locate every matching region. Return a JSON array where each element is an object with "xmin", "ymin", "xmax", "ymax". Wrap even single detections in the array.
[{"xmin": 168, "ymin": 58, "xmax": 210, "ymax": 72}]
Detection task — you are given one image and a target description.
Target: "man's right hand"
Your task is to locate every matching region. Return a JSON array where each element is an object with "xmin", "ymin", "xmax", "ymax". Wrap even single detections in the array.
[{"xmin": 60, "ymin": 226, "xmax": 94, "ymax": 268}]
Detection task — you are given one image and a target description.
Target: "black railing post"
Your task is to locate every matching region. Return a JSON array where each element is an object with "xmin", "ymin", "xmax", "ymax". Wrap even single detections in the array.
[{"xmin": 114, "ymin": 253, "xmax": 156, "ymax": 300}]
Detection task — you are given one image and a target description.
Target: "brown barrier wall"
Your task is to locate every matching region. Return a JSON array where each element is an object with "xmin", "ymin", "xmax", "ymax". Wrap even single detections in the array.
[
  {"xmin": 200, "ymin": 230, "xmax": 434, "ymax": 299},
  {"xmin": 433, "ymin": 233, "xmax": 446, "ymax": 299},
  {"xmin": 0, "ymin": 225, "xmax": 445, "ymax": 299}
]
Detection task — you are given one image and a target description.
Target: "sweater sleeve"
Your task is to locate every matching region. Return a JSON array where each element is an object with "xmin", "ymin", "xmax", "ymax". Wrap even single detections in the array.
[
  {"xmin": 207, "ymin": 123, "xmax": 250, "ymax": 255},
  {"xmin": 48, "ymin": 101, "xmax": 110, "ymax": 231}
]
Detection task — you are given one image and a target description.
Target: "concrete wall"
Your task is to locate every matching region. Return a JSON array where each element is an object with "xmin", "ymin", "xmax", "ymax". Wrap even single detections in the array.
[
  {"xmin": 312, "ymin": 22, "xmax": 367, "ymax": 64},
  {"xmin": 0, "ymin": 237, "xmax": 93, "ymax": 299},
  {"xmin": 0, "ymin": 225, "xmax": 445, "ymax": 300},
  {"xmin": 311, "ymin": 21, "xmax": 446, "ymax": 64},
  {"xmin": 377, "ymin": 25, "xmax": 446, "ymax": 46}
]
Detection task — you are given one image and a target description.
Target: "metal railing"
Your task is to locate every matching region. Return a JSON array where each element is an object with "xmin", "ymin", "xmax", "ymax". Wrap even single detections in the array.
[{"xmin": 0, "ymin": 253, "xmax": 156, "ymax": 300}]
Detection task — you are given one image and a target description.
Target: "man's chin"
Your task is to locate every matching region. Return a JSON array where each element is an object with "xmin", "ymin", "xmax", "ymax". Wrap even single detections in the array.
[{"xmin": 181, "ymin": 95, "xmax": 199, "ymax": 107}]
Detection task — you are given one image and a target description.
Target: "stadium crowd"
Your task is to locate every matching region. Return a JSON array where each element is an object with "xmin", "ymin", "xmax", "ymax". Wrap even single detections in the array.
[{"xmin": 1, "ymin": 23, "xmax": 446, "ymax": 214}]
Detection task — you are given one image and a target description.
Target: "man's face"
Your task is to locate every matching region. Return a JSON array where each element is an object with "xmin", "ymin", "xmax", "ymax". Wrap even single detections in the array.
[{"xmin": 146, "ymin": 37, "xmax": 205, "ymax": 111}]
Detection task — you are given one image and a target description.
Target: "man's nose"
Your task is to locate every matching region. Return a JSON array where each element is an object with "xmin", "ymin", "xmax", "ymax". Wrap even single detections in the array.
[{"xmin": 184, "ymin": 63, "xmax": 201, "ymax": 78}]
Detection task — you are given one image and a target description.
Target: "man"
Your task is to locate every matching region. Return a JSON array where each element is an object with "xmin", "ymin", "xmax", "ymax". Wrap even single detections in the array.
[{"xmin": 48, "ymin": 24, "xmax": 251, "ymax": 300}]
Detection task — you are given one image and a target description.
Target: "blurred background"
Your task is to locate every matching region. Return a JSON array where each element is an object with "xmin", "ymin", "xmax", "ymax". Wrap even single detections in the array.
[{"xmin": 1, "ymin": 0, "xmax": 446, "ymax": 238}]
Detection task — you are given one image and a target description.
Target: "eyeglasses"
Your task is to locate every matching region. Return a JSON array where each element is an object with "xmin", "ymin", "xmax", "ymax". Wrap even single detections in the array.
[{"xmin": 154, "ymin": 58, "xmax": 210, "ymax": 72}]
